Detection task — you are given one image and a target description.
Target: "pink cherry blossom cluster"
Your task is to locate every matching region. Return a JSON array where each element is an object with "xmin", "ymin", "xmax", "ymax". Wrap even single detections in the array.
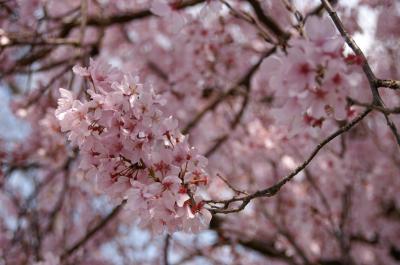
[
  {"xmin": 55, "ymin": 59, "xmax": 211, "ymax": 234},
  {"xmin": 260, "ymin": 17, "xmax": 364, "ymax": 136}
]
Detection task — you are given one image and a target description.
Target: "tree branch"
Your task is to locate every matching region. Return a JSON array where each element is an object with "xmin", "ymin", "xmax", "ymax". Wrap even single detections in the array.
[
  {"xmin": 246, "ymin": 0, "xmax": 290, "ymax": 44},
  {"xmin": 182, "ymin": 47, "xmax": 276, "ymax": 135},
  {"xmin": 164, "ymin": 234, "xmax": 170, "ymax": 265},
  {"xmin": 60, "ymin": 200, "xmax": 126, "ymax": 260},
  {"xmin": 376, "ymin": 79, "xmax": 400, "ymax": 90},
  {"xmin": 206, "ymin": 109, "xmax": 371, "ymax": 214},
  {"xmin": 321, "ymin": 0, "xmax": 400, "ymax": 147}
]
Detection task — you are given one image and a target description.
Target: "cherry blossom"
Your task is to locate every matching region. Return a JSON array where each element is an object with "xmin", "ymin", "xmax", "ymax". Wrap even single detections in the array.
[
  {"xmin": 55, "ymin": 59, "xmax": 211, "ymax": 234},
  {"xmin": 260, "ymin": 16, "xmax": 361, "ymax": 135},
  {"xmin": 1, "ymin": 0, "xmax": 400, "ymax": 264}
]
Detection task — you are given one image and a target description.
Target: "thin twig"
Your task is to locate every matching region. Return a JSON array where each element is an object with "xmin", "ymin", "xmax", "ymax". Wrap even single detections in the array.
[{"xmin": 216, "ymin": 173, "xmax": 248, "ymax": 195}]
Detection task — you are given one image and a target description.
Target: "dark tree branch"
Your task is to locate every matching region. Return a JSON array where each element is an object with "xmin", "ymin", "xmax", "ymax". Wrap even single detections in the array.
[
  {"xmin": 376, "ymin": 79, "xmax": 400, "ymax": 90},
  {"xmin": 182, "ymin": 47, "xmax": 277, "ymax": 135},
  {"xmin": 246, "ymin": 0, "xmax": 290, "ymax": 44},
  {"xmin": 2, "ymin": 0, "xmax": 206, "ymax": 78},
  {"xmin": 210, "ymin": 216, "xmax": 298, "ymax": 264},
  {"xmin": 348, "ymin": 97, "xmax": 400, "ymax": 115},
  {"xmin": 61, "ymin": 200, "xmax": 126, "ymax": 260},
  {"xmin": 321, "ymin": 0, "xmax": 400, "ymax": 147},
  {"xmin": 206, "ymin": 109, "xmax": 371, "ymax": 214},
  {"xmin": 164, "ymin": 234, "xmax": 170, "ymax": 265},
  {"xmin": 220, "ymin": 0, "xmax": 275, "ymax": 43},
  {"xmin": 262, "ymin": 209, "xmax": 312, "ymax": 265},
  {"xmin": 62, "ymin": 0, "xmax": 205, "ymax": 28}
]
